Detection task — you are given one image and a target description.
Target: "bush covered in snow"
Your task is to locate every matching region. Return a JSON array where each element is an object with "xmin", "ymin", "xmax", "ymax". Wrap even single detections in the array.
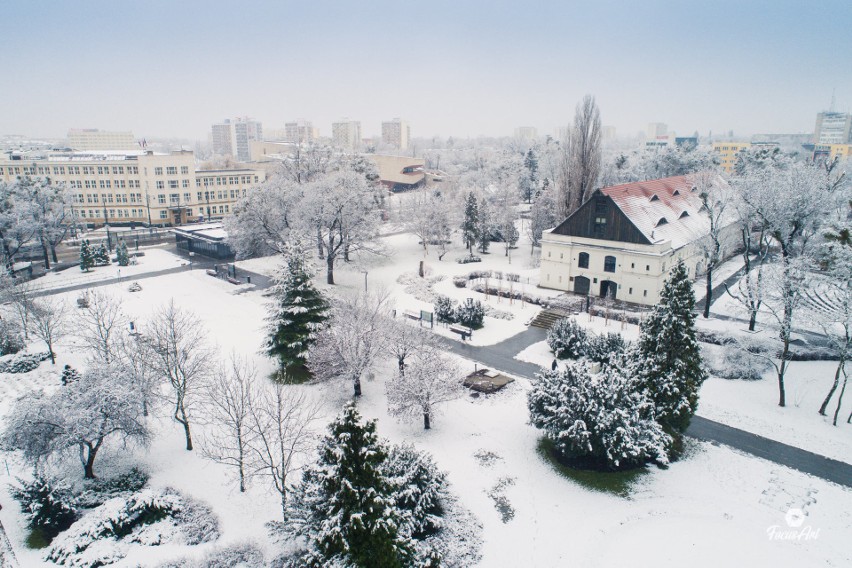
[
  {"xmin": 452, "ymin": 276, "xmax": 468, "ymax": 288},
  {"xmin": 454, "ymin": 298, "xmax": 485, "ymax": 329},
  {"xmin": 586, "ymin": 332, "xmax": 628, "ymax": 365},
  {"xmin": 75, "ymin": 467, "xmax": 150, "ymax": 509},
  {"xmin": 159, "ymin": 542, "xmax": 265, "ymax": 568},
  {"xmin": 10, "ymin": 474, "xmax": 78, "ymax": 542},
  {"xmin": 384, "ymin": 444, "xmax": 448, "ymax": 539},
  {"xmin": 46, "ymin": 487, "xmax": 219, "ymax": 566},
  {"xmin": 528, "ymin": 363, "xmax": 671, "ymax": 471},
  {"xmin": 706, "ymin": 343, "xmax": 772, "ymax": 381},
  {"xmin": 547, "ymin": 318, "xmax": 588, "ymax": 359},
  {"xmin": 0, "ymin": 318, "xmax": 25, "ymax": 356},
  {"xmin": 0, "ymin": 351, "xmax": 50, "ymax": 374},
  {"xmin": 433, "ymin": 295, "xmax": 456, "ymax": 324},
  {"xmin": 456, "ymin": 255, "xmax": 481, "ymax": 264}
]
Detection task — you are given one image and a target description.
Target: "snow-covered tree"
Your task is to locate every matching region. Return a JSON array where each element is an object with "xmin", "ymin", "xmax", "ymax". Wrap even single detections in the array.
[
  {"xmin": 384, "ymin": 444, "xmax": 448, "ymax": 539},
  {"xmin": 146, "ymin": 300, "xmax": 212, "ymax": 451},
  {"xmin": 547, "ymin": 317, "xmax": 589, "ymax": 360},
  {"xmin": 433, "ymin": 295, "xmax": 456, "ymax": 324},
  {"xmin": 454, "ymin": 298, "xmax": 484, "ymax": 329},
  {"xmin": 386, "ymin": 348, "xmax": 464, "ymax": 430},
  {"xmin": 475, "ymin": 197, "xmax": 492, "ymax": 254},
  {"xmin": 94, "ymin": 242, "xmax": 110, "ymax": 266},
  {"xmin": 0, "ymin": 181, "xmax": 38, "ymax": 272},
  {"xmin": 225, "ymin": 175, "xmax": 301, "ymax": 258},
  {"xmin": 247, "ymin": 384, "xmax": 321, "ymax": 516},
  {"xmin": 560, "ymin": 95, "xmax": 602, "ymax": 216},
  {"xmin": 308, "ymin": 291, "xmax": 390, "ymax": 397},
  {"xmin": 9, "ymin": 474, "xmax": 77, "ymax": 541},
  {"xmin": 402, "ymin": 189, "xmax": 456, "ymax": 259},
  {"xmin": 631, "ymin": 260, "xmax": 707, "ymax": 434},
  {"xmin": 528, "ymin": 362, "xmax": 671, "ymax": 470},
  {"xmin": 60, "ymin": 364, "xmax": 80, "ymax": 385},
  {"xmin": 115, "ymin": 333, "xmax": 159, "ymax": 417},
  {"xmin": 286, "ymin": 403, "xmax": 414, "ymax": 567},
  {"xmin": 2, "ymin": 364, "xmax": 150, "ymax": 478},
  {"xmin": 79, "ymin": 239, "xmax": 95, "ymax": 272},
  {"xmin": 28, "ymin": 298, "xmax": 67, "ymax": 365},
  {"xmin": 461, "ymin": 192, "xmax": 479, "ymax": 255},
  {"xmin": 521, "ymin": 147, "xmax": 539, "ymax": 203},
  {"xmin": 527, "ymin": 180, "xmax": 559, "ymax": 252},
  {"xmin": 691, "ymin": 171, "xmax": 735, "ymax": 318},
  {"xmin": 116, "ymin": 240, "xmax": 130, "ymax": 266},
  {"xmin": 79, "ymin": 290, "xmax": 125, "ymax": 364},
  {"xmin": 265, "ymin": 237, "xmax": 329, "ymax": 380},
  {"xmin": 383, "ymin": 318, "xmax": 439, "ymax": 377},
  {"xmin": 201, "ymin": 355, "xmax": 257, "ymax": 493}
]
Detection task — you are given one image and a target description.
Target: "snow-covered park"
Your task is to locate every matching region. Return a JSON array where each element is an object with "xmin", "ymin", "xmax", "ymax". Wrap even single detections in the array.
[{"xmin": 1, "ymin": 207, "xmax": 850, "ymax": 567}]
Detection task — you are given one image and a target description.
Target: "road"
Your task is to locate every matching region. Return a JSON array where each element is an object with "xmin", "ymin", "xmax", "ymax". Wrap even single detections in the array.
[{"xmin": 438, "ymin": 326, "xmax": 852, "ymax": 489}]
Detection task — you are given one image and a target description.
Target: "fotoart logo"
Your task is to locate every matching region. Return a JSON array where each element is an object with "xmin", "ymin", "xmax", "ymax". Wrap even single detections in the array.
[{"xmin": 766, "ymin": 508, "xmax": 820, "ymax": 541}]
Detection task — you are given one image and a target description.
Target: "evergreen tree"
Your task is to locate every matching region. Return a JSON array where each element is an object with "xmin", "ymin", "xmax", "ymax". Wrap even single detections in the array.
[
  {"xmin": 522, "ymin": 148, "xmax": 539, "ymax": 203},
  {"xmin": 631, "ymin": 260, "xmax": 707, "ymax": 434},
  {"xmin": 289, "ymin": 403, "xmax": 413, "ymax": 568},
  {"xmin": 461, "ymin": 192, "xmax": 479, "ymax": 255},
  {"xmin": 116, "ymin": 240, "xmax": 130, "ymax": 266},
  {"xmin": 94, "ymin": 242, "xmax": 110, "ymax": 266},
  {"xmin": 79, "ymin": 239, "xmax": 94, "ymax": 272},
  {"xmin": 384, "ymin": 444, "xmax": 447, "ymax": 540},
  {"xmin": 266, "ymin": 237, "xmax": 329, "ymax": 380},
  {"xmin": 61, "ymin": 364, "xmax": 80, "ymax": 385}
]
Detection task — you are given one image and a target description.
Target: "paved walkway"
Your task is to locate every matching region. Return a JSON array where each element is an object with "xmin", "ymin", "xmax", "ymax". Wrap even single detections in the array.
[{"xmin": 440, "ymin": 329, "xmax": 852, "ymax": 489}]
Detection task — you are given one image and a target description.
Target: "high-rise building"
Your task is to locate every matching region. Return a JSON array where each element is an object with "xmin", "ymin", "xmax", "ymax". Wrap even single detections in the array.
[
  {"xmin": 646, "ymin": 122, "xmax": 668, "ymax": 139},
  {"xmin": 382, "ymin": 118, "xmax": 410, "ymax": 149},
  {"xmin": 284, "ymin": 120, "xmax": 319, "ymax": 144},
  {"xmin": 332, "ymin": 119, "xmax": 362, "ymax": 150},
  {"xmin": 0, "ymin": 149, "xmax": 265, "ymax": 227},
  {"xmin": 67, "ymin": 129, "xmax": 137, "ymax": 151},
  {"xmin": 211, "ymin": 117, "xmax": 263, "ymax": 162},
  {"xmin": 814, "ymin": 112, "xmax": 852, "ymax": 144}
]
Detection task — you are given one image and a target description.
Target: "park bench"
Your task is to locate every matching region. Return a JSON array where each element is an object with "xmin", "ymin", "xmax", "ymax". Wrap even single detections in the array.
[
  {"xmin": 449, "ymin": 324, "xmax": 473, "ymax": 340},
  {"xmin": 402, "ymin": 310, "xmax": 421, "ymax": 321}
]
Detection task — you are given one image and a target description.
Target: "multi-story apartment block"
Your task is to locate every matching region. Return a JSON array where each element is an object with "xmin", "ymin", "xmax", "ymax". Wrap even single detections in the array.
[
  {"xmin": 67, "ymin": 129, "xmax": 138, "ymax": 151},
  {"xmin": 712, "ymin": 142, "xmax": 751, "ymax": 173},
  {"xmin": 814, "ymin": 111, "xmax": 852, "ymax": 145},
  {"xmin": 332, "ymin": 119, "xmax": 362, "ymax": 150},
  {"xmin": 284, "ymin": 120, "xmax": 319, "ymax": 144},
  {"xmin": 646, "ymin": 122, "xmax": 668, "ymax": 139},
  {"xmin": 0, "ymin": 150, "xmax": 265, "ymax": 227},
  {"xmin": 514, "ymin": 126, "xmax": 538, "ymax": 141},
  {"xmin": 382, "ymin": 118, "xmax": 410, "ymax": 149},
  {"xmin": 211, "ymin": 117, "xmax": 263, "ymax": 162}
]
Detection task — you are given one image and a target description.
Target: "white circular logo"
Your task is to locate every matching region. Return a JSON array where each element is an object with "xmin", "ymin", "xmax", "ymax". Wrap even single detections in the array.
[{"xmin": 785, "ymin": 508, "xmax": 805, "ymax": 528}]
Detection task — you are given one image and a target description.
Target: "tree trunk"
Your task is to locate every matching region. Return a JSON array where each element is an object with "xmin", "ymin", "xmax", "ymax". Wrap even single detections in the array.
[
  {"xmin": 41, "ymin": 236, "xmax": 51, "ymax": 270},
  {"xmin": 47, "ymin": 341, "xmax": 56, "ymax": 364},
  {"xmin": 703, "ymin": 268, "xmax": 712, "ymax": 318},
  {"xmin": 819, "ymin": 360, "xmax": 843, "ymax": 415},
  {"xmin": 326, "ymin": 254, "xmax": 335, "ymax": 285},
  {"xmin": 316, "ymin": 226, "xmax": 324, "ymax": 259},
  {"xmin": 238, "ymin": 441, "xmax": 246, "ymax": 492},
  {"xmin": 777, "ymin": 342, "xmax": 789, "ymax": 407},
  {"xmin": 748, "ymin": 309, "xmax": 757, "ymax": 332},
  {"xmin": 353, "ymin": 376, "xmax": 362, "ymax": 397},
  {"xmin": 50, "ymin": 243, "xmax": 58, "ymax": 263},
  {"xmin": 832, "ymin": 368, "xmax": 847, "ymax": 426},
  {"xmin": 183, "ymin": 421, "xmax": 193, "ymax": 451},
  {"xmin": 176, "ymin": 402, "xmax": 193, "ymax": 450},
  {"xmin": 423, "ymin": 411, "xmax": 431, "ymax": 430},
  {"xmin": 83, "ymin": 443, "xmax": 98, "ymax": 479}
]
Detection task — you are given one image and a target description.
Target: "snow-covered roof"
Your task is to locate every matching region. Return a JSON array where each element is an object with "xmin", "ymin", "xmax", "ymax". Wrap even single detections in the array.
[{"xmin": 599, "ymin": 175, "xmax": 728, "ymax": 249}]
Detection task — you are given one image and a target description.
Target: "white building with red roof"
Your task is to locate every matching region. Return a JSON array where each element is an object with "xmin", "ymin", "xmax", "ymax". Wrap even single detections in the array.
[{"xmin": 539, "ymin": 174, "xmax": 738, "ymax": 306}]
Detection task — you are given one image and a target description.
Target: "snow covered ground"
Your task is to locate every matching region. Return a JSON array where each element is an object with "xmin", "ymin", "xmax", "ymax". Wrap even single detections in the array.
[{"xmin": 1, "ymin": 220, "xmax": 850, "ymax": 567}]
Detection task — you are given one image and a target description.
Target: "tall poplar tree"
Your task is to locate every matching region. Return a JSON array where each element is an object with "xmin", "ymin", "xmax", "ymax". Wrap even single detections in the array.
[{"xmin": 461, "ymin": 192, "xmax": 479, "ymax": 255}]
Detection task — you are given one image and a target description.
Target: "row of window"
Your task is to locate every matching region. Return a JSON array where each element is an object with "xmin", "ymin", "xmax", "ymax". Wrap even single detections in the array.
[
  {"xmin": 71, "ymin": 189, "xmax": 248, "ymax": 205},
  {"xmin": 0, "ymin": 165, "xmax": 143, "ymax": 176},
  {"xmin": 549, "ymin": 249, "xmax": 662, "ymax": 274},
  {"xmin": 197, "ymin": 175, "xmax": 259, "ymax": 186},
  {"xmin": 155, "ymin": 180, "xmax": 191, "ymax": 189},
  {"xmin": 153, "ymin": 166, "xmax": 190, "ymax": 175},
  {"xmin": 76, "ymin": 204, "xmax": 230, "ymax": 220},
  {"xmin": 0, "ymin": 168, "xmax": 260, "ymax": 187}
]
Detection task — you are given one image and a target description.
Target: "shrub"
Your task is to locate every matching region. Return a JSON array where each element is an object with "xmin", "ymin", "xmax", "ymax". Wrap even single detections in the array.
[
  {"xmin": 452, "ymin": 276, "xmax": 468, "ymax": 288},
  {"xmin": 708, "ymin": 344, "xmax": 772, "ymax": 381},
  {"xmin": 10, "ymin": 475, "xmax": 78, "ymax": 543},
  {"xmin": 586, "ymin": 333, "xmax": 627, "ymax": 365},
  {"xmin": 0, "ymin": 351, "xmax": 51, "ymax": 374},
  {"xmin": 434, "ymin": 295, "xmax": 457, "ymax": 324},
  {"xmin": 456, "ymin": 256, "xmax": 481, "ymax": 264},
  {"xmin": 76, "ymin": 467, "xmax": 150, "ymax": 509},
  {"xmin": 528, "ymin": 363, "xmax": 671, "ymax": 471},
  {"xmin": 61, "ymin": 365, "xmax": 80, "ymax": 386},
  {"xmin": 455, "ymin": 298, "xmax": 484, "ymax": 329},
  {"xmin": 547, "ymin": 318, "xmax": 588, "ymax": 360},
  {"xmin": 0, "ymin": 319, "xmax": 25, "ymax": 356}
]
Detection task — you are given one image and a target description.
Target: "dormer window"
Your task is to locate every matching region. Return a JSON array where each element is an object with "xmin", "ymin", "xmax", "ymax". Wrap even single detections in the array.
[
  {"xmin": 655, "ymin": 217, "xmax": 668, "ymax": 227},
  {"xmin": 649, "ymin": 195, "xmax": 660, "ymax": 202},
  {"xmin": 679, "ymin": 211, "xmax": 690, "ymax": 218},
  {"xmin": 672, "ymin": 189, "xmax": 681, "ymax": 196}
]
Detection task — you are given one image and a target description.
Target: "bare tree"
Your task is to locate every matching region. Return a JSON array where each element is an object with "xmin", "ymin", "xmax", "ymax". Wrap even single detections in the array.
[
  {"xmin": 2, "ymin": 364, "xmax": 149, "ymax": 478},
  {"xmin": 562, "ymin": 95, "xmax": 602, "ymax": 216},
  {"xmin": 690, "ymin": 172, "xmax": 734, "ymax": 318},
  {"xmin": 5, "ymin": 278, "xmax": 35, "ymax": 339},
  {"xmin": 309, "ymin": 290, "xmax": 391, "ymax": 396},
  {"xmin": 116, "ymin": 332, "xmax": 159, "ymax": 417},
  {"xmin": 201, "ymin": 355, "xmax": 257, "ymax": 492},
  {"xmin": 384, "ymin": 318, "xmax": 439, "ymax": 377},
  {"xmin": 79, "ymin": 290, "xmax": 125, "ymax": 364},
  {"xmin": 385, "ymin": 349, "xmax": 464, "ymax": 430},
  {"xmin": 247, "ymin": 384, "xmax": 321, "ymax": 518},
  {"xmin": 29, "ymin": 298, "xmax": 67, "ymax": 365},
  {"xmin": 146, "ymin": 300, "xmax": 212, "ymax": 450}
]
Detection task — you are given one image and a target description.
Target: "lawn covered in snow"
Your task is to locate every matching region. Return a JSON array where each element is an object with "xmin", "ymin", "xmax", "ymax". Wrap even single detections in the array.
[{"xmin": 1, "ymin": 219, "xmax": 850, "ymax": 567}]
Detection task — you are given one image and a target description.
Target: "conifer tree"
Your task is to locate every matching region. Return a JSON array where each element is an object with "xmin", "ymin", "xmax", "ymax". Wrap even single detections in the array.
[
  {"xmin": 79, "ymin": 239, "xmax": 94, "ymax": 272},
  {"xmin": 631, "ymin": 259, "xmax": 707, "ymax": 435},
  {"xmin": 94, "ymin": 242, "xmax": 110, "ymax": 266},
  {"xmin": 289, "ymin": 403, "xmax": 413, "ymax": 567},
  {"xmin": 116, "ymin": 240, "xmax": 130, "ymax": 266},
  {"xmin": 266, "ymin": 237, "xmax": 329, "ymax": 381},
  {"xmin": 461, "ymin": 192, "xmax": 479, "ymax": 255}
]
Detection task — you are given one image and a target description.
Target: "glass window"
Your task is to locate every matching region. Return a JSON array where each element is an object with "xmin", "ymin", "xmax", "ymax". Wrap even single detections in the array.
[
  {"xmin": 604, "ymin": 256, "xmax": 616, "ymax": 273},
  {"xmin": 578, "ymin": 252, "xmax": 589, "ymax": 269}
]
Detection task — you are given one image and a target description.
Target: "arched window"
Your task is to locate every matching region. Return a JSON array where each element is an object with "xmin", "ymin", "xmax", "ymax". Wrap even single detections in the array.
[
  {"xmin": 578, "ymin": 252, "xmax": 589, "ymax": 269},
  {"xmin": 604, "ymin": 255, "xmax": 616, "ymax": 273}
]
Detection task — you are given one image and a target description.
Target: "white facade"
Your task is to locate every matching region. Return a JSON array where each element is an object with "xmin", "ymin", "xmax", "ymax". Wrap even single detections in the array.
[
  {"xmin": 211, "ymin": 118, "xmax": 263, "ymax": 162},
  {"xmin": 382, "ymin": 118, "xmax": 410, "ymax": 149},
  {"xmin": 814, "ymin": 112, "xmax": 852, "ymax": 144},
  {"xmin": 67, "ymin": 129, "xmax": 137, "ymax": 151},
  {"xmin": 332, "ymin": 119, "xmax": 361, "ymax": 150}
]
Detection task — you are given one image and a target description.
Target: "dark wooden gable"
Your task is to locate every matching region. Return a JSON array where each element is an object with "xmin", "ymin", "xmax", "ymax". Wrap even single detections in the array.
[{"xmin": 550, "ymin": 191, "xmax": 652, "ymax": 245}]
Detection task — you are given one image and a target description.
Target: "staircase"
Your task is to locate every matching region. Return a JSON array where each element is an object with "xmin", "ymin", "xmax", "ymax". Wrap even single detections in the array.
[{"xmin": 529, "ymin": 309, "xmax": 574, "ymax": 330}]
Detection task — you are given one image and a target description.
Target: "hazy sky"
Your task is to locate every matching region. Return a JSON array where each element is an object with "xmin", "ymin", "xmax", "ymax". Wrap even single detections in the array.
[{"xmin": 2, "ymin": 0, "xmax": 850, "ymax": 141}]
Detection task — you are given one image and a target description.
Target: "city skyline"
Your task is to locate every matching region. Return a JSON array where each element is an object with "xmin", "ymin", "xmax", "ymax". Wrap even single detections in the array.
[{"xmin": 1, "ymin": 1, "xmax": 850, "ymax": 141}]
